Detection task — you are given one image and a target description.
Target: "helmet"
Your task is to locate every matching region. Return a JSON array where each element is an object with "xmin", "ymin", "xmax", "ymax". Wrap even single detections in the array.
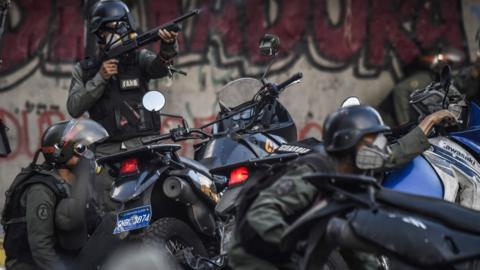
[
  {"xmin": 41, "ymin": 119, "xmax": 109, "ymax": 165},
  {"xmin": 89, "ymin": 0, "xmax": 136, "ymax": 37},
  {"xmin": 323, "ymin": 105, "xmax": 390, "ymax": 153}
]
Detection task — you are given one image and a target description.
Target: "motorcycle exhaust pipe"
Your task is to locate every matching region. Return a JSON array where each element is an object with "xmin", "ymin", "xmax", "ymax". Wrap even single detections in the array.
[
  {"xmin": 163, "ymin": 176, "xmax": 216, "ymax": 236},
  {"xmin": 163, "ymin": 176, "xmax": 200, "ymax": 205},
  {"xmin": 326, "ymin": 217, "xmax": 376, "ymax": 253}
]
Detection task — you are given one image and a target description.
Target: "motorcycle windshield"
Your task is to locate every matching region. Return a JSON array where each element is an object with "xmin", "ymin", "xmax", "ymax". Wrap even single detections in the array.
[{"xmin": 217, "ymin": 78, "xmax": 263, "ymax": 109}]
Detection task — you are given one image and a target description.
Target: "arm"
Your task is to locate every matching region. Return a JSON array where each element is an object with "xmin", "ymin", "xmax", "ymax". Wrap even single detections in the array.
[
  {"xmin": 246, "ymin": 164, "xmax": 317, "ymax": 245},
  {"xmin": 140, "ymin": 29, "xmax": 178, "ymax": 79},
  {"xmin": 386, "ymin": 109, "xmax": 458, "ymax": 168},
  {"xmin": 139, "ymin": 42, "xmax": 178, "ymax": 79},
  {"xmin": 66, "ymin": 63, "xmax": 108, "ymax": 118},
  {"xmin": 25, "ymin": 184, "xmax": 67, "ymax": 270},
  {"xmin": 386, "ymin": 126, "xmax": 430, "ymax": 168}
]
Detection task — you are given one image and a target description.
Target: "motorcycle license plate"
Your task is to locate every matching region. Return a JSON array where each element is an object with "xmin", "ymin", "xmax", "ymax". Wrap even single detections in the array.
[{"xmin": 113, "ymin": 205, "xmax": 152, "ymax": 234}]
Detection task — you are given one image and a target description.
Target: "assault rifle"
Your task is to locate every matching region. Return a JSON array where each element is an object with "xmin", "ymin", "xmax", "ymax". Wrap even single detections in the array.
[{"xmin": 101, "ymin": 9, "xmax": 201, "ymax": 61}]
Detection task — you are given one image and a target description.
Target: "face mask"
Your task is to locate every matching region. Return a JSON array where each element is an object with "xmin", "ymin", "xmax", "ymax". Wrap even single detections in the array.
[
  {"xmin": 355, "ymin": 134, "xmax": 392, "ymax": 170},
  {"xmin": 98, "ymin": 21, "xmax": 129, "ymax": 49}
]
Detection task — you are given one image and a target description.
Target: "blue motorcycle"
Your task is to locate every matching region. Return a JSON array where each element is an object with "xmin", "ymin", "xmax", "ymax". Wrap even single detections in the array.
[{"xmin": 384, "ymin": 67, "xmax": 480, "ymax": 210}]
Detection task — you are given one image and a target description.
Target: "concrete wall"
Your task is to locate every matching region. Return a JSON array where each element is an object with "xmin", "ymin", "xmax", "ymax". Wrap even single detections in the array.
[{"xmin": 0, "ymin": 0, "xmax": 479, "ymax": 207}]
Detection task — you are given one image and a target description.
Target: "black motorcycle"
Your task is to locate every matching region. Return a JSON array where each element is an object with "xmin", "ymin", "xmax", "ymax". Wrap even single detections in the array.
[
  {"xmin": 281, "ymin": 172, "xmax": 480, "ymax": 270},
  {"xmin": 77, "ymin": 92, "xmax": 224, "ymax": 270},
  {"xmin": 194, "ymin": 34, "xmax": 302, "ymax": 170}
]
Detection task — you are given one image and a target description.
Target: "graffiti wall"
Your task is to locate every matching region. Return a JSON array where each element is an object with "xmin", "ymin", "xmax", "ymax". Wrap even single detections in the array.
[{"xmin": 0, "ymin": 0, "xmax": 478, "ymax": 206}]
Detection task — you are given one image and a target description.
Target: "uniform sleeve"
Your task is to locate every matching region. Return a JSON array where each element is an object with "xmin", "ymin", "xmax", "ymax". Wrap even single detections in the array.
[
  {"xmin": 246, "ymin": 164, "xmax": 318, "ymax": 245},
  {"xmin": 386, "ymin": 126, "xmax": 430, "ymax": 168},
  {"xmin": 25, "ymin": 184, "xmax": 67, "ymax": 270},
  {"xmin": 67, "ymin": 62, "xmax": 107, "ymax": 118},
  {"xmin": 139, "ymin": 41, "xmax": 178, "ymax": 79}
]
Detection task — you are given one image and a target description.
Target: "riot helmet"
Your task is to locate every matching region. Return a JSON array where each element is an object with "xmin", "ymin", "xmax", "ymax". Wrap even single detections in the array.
[
  {"xmin": 89, "ymin": 0, "xmax": 137, "ymax": 49},
  {"xmin": 41, "ymin": 119, "xmax": 108, "ymax": 165},
  {"xmin": 323, "ymin": 105, "xmax": 390, "ymax": 154}
]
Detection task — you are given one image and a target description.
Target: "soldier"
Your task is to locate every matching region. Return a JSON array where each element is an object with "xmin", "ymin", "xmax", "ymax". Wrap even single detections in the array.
[
  {"xmin": 67, "ymin": 0, "xmax": 178, "ymax": 151},
  {"xmin": 228, "ymin": 105, "xmax": 457, "ymax": 270},
  {"xmin": 67, "ymin": 0, "xmax": 179, "ymax": 211},
  {"xmin": 1, "ymin": 119, "xmax": 108, "ymax": 270}
]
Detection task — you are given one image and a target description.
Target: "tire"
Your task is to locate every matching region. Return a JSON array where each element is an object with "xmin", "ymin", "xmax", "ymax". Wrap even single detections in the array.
[
  {"xmin": 143, "ymin": 217, "xmax": 208, "ymax": 268},
  {"xmin": 323, "ymin": 250, "xmax": 350, "ymax": 270}
]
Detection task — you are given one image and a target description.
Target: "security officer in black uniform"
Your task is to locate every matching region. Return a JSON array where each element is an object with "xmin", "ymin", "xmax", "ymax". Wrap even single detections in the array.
[
  {"xmin": 67, "ymin": 0, "xmax": 178, "ymax": 148},
  {"xmin": 1, "ymin": 119, "xmax": 108, "ymax": 270},
  {"xmin": 229, "ymin": 104, "xmax": 458, "ymax": 270},
  {"xmin": 67, "ymin": 0, "xmax": 179, "ymax": 211}
]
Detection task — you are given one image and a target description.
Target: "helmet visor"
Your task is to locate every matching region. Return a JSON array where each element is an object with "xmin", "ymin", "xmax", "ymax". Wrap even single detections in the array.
[{"xmin": 62, "ymin": 119, "xmax": 109, "ymax": 147}]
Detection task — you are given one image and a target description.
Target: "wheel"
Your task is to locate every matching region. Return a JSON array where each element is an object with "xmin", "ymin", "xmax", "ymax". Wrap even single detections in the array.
[
  {"xmin": 323, "ymin": 250, "xmax": 350, "ymax": 270},
  {"xmin": 143, "ymin": 217, "xmax": 208, "ymax": 268}
]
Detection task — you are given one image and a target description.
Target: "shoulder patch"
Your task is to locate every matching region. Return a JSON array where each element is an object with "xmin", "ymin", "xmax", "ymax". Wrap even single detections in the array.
[
  {"xmin": 276, "ymin": 178, "xmax": 294, "ymax": 195},
  {"xmin": 36, "ymin": 203, "xmax": 51, "ymax": 220}
]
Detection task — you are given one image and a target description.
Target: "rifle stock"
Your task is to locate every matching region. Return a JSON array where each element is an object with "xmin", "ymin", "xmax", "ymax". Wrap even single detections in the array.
[{"xmin": 102, "ymin": 9, "xmax": 201, "ymax": 61}]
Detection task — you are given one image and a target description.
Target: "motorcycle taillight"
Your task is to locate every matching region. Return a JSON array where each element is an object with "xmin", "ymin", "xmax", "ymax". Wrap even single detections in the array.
[
  {"xmin": 119, "ymin": 158, "xmax": 139, "ymax": 175},
  {"xmin": 228, "ymin": 166, "xmax": 249, "ymax": 187}
]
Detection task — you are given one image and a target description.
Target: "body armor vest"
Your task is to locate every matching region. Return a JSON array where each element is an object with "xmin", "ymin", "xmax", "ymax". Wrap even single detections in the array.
[
  {"xmin": 80, "ymin": 52, "xmax": 160, "ymax": 141},
  {"xmin": 2, "ymin": 167, "xmax": 68, "ymax": 266}
]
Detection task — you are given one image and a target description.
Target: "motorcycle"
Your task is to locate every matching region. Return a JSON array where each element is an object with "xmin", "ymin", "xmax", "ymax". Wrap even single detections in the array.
[
  {"xmin": 282, "ymin": 172, "xmax": 480, "ymax": 270},
  {"xmin": 382, "ymin": 65, "xmax": 480, "ymax": 210},
  {"xmin": 77, "ymin": 91, "xmax": 223, "ymax": 270},
  {"xmin": 194, "ymin": 33, "xmax": 302, "ymax": 170}
]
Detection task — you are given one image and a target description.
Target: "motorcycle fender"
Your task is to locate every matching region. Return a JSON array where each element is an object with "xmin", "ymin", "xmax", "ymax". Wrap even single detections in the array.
[
  {"xmin": 110, "ymin": 167, "xmax": 167, "ymax": 203},
  {"xmin": 348, "ymin": 208, "xmax": 480, "ymax": 266}
]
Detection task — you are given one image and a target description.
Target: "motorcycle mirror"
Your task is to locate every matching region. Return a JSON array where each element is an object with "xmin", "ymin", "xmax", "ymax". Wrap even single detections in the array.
[
  {"xmin": 259, "ymin": 34, "xmax": 280, "ymax": 57},
  {"xmin": 142, "ymin": 91, "xmax": 166, "ymax": 112},
  {"xmin": 340, "ymin": 96, "xmax": 361, "ymax": 108}
]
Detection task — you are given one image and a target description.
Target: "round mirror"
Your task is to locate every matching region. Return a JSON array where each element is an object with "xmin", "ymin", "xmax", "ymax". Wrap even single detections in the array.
[
  {"xmin": 341, "ymin": 96, "xmax": 361, "ymax": 108},
  {"xmin": 142, "ymin": 91, "xmax": 166, "ymax": 112}
]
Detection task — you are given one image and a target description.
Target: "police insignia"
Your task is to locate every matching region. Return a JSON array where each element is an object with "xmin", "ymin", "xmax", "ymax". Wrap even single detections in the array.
[
  {"xmin": 276, "ymin": 179, "xmax": 294, "ymax": 195},
  {"xmin": 36, "ymin": 204, "xmax": 50, "ymax": 220}
]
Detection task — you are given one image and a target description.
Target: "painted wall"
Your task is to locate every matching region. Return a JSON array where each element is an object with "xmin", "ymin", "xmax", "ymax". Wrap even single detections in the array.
[{"xmin": 0, "ymin": 0, "xmax": 478, "ymax": 207}]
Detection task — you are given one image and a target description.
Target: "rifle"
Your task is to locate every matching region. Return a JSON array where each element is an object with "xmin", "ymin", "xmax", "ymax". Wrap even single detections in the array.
[{"xmin": 101, "ymin": 9, "xmax": 201, "ymax": 61}]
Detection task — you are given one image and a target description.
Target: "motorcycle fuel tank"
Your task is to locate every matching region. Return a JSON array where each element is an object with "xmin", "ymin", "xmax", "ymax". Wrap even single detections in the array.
[{"xmin": 383, "ymin": 156, "xmax": 444, "ymax": 198}]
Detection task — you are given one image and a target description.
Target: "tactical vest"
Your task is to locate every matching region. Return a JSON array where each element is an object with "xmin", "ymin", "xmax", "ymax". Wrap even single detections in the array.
[
  {"xmin": 80, "ymin": 52, "xmax": 160, "ymax": 141},
  {"xmin": 235, "ymin": 152, "xmax": 334, "ymax": 263},
  {"xmin": 1, "ymin": 166, "xmax": 68, "ymax": 266}
]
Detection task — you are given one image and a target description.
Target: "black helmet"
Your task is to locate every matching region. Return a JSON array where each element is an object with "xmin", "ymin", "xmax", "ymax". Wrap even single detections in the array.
[
  {"xmin": 41, "ymin": 119, "xmax": 109, "ymax": 165},
  {"xmin": 89, "ymin": 0, "xmax": 136, "ymax": 35},
  {"xmin": 323, "ymin": 105, "xmax": 390, "ymax": 153}
]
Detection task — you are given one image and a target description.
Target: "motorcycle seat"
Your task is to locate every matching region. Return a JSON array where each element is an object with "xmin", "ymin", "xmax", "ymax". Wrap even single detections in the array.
[
  {"xmin": 179, "ymin": 156, "xmax": 212, "ymax": 177},
  {"xmin": 378, "ymin": 188, "xmax": 480, "ymax": 235}
]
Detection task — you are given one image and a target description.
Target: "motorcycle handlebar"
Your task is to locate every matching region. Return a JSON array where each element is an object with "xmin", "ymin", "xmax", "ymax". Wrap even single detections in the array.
[
  {"xmin": 142, "ymin": 128, "xmax": 212, "ymax": 145},
  {"xmin": 276, "ymin": 72, "xmax": 303, "ymax": 92},
  {"xmin": 141, "ymin": 133, "xmax": 171, "ymax": 145}
]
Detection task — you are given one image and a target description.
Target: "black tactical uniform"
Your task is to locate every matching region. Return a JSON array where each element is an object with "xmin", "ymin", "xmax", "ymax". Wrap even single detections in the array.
[
  {"xmin": 67, "ymin": 0, "xmax": 178, "ymax": 212},
  {"xmin": 67, "ymin": 0, "xmax": 177, "ymax": 143},
  {"xmin": 2, "ymin": 119, "xmax": 108, "ymax": 270}
]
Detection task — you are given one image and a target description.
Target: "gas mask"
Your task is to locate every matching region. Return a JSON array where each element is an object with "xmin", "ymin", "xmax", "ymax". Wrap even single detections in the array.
[
  {"xmin": 355, "ymin": 133, "xmax": 392, "ymax": 170},
  {"xmin": 97, "ymin": 21, "xmax": 131, "ymax": 49}
]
